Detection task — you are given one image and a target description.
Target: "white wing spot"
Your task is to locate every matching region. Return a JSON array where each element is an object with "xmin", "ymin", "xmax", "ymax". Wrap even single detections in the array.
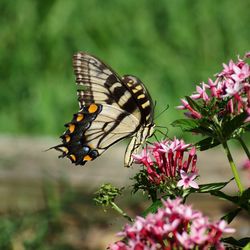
[
  {"xmin": 141, "ymin": 100, "xmax": 150, "ymax": 109},
  {"xmin": 135, "ymin": 85, "xmax": 142, "ymax": 91},
  {"xmin": 137, "ymin": 94, "xmax": 145, "ymax": 99},
  {"xmin": 132, "ymin": 88, "xmax": 139, "ymax": 94}
]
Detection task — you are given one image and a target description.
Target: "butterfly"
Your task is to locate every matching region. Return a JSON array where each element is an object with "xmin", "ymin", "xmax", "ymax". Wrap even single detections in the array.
[{"xmin": 53, "ymin": 52, "xmax": 155, "ymax": 167}]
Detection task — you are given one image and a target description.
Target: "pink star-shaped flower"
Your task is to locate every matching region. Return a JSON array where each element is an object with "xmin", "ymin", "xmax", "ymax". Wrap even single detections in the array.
[
  {"xmin": 177, "ymin": 170, "xmax": 199, "ymax": 189},
  {"xmin": 223, "ymin": 80, "xmax": 243, "ymax": 97},
  {"xmin": 208, "ymin": 78, "xmax": 220, "ymax": 98},
  {"xmin": 218, "ymin": 60, "xmax": 235, "ymax": 77},
  {"xmin": 231, "ymin": 64, "xmax": 250, "ymax": 82},
  {"xmin": 190, "ymin": 83, "xmax": 210, "ymax": 102},
  {"xmin": 213, "ymin": 220, "xmax": 235, "ymax": 234},
  {"xmin": 132, "ymin": 148, "xmax": 153, "ymax": 167}
]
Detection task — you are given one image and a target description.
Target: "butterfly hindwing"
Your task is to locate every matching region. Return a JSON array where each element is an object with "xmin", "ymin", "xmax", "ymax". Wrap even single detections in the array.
[{"xmin": 55, "ymin": 103, "xmax": 140, "ymax": 165}]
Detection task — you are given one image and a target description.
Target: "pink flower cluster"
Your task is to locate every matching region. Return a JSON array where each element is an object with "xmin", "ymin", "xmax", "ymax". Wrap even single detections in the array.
[
  {"xmin": 177, "ymin": 52, "xmax": 250, "ymax": 121},
  {"xmin": 133, "ymin": 138, "xmax": 198, "ymax": 189},
  {"xmin": 108, "ymin": 198, "xmax": 235, "ymax": 250}
]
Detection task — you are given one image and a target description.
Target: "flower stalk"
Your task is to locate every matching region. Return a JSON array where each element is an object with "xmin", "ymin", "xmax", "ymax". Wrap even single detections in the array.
[
  {"xmin": 94, "ymin": 184, "xmax": 134, "ymax": 221},
  {"xmin": 110, "ymin": 201, "xmax": 133, "ymax": 222},
  {"xmin": 222, "ymin": 141, "xmax": 244, "ymax": 194}
]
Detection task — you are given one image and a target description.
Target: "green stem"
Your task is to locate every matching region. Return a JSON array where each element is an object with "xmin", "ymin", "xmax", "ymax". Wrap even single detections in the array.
[
  {"xmin": 222, "ymin": 141, "xmax": 244, "ymax": 195},
  {"xmin": 237, "ymin": 136, "xmax": 250, "ymax": 159},
  {"xmin": 110, "ymin": 202, "xmax": 133, "ymax": 222}
]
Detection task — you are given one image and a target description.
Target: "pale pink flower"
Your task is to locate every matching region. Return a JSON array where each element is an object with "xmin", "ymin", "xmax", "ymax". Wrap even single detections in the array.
[
  {"xmin": 170, "ymin": 137, "xmax": 191, "ymax": 151},
  {"xmin": 108, "ymin": 241, "xmax": 127, "ymax": 250},
  {"xmin": 176, "ymin": 232, "xmax": 195, "ymax": 249},
  {"xmin": 189, "ymin": 226, "xmax": 209, "ymax": 245},
  {"xmin": 108, "ymin": 198, "xmax": 234, "ymax": 250},
  {"xmin": 176, "ymin": 99, "xmax": 202, "ymax": 119},
  {"xmin": 208, "ymin": 78, "xmax": 220, "ymax": 98},
  {"xmin": 218, "ymin": 59, "xmax": 235, "ymax": 77},
  {"xmin": 158, "ymin": 137, "xmax": 190, "ymax": 153},
  {"xmin": 176, "ymin": 98, "xmax": 189, "ymax": 110},
  {"xmin": 162, "ymin": 196, "xmax": 182, "ymax": 209},
  {"xmin": 133, "ymin": 138, "xmax": 198, "ymax": 186},
  {"xmin": 231, "ymin": 64, "xmax": 250, "ymax": 82},
  {"xmin": 191, "ymin": 83, "xmax": 210, "ymax": 102},
  {"xmin": 133, "ymin": 148, "xmax": 153, "ymax": 168},
  {"xmin": 223, "ymin": 80, "xmax": 243, "ymax": 97},
  {"xmin": 178, "ymin": 52, "xmax": 250, "ymax": 122},
  {"xmin": 213, "ymin": 220, "xmax": 235, "ymax": 234},
  {"xmin": 177, "ymin": 170, "xmax": 199, "ymax": 189}
]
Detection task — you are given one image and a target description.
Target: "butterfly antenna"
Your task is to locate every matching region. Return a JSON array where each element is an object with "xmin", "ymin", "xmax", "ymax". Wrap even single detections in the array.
[
  {"xmin": 153, "ymin": 132, "xmax": 160, "ymax": 142},
  {"xmin": 155, "ymin": 125, "xmax": 168, "ymax": 129},
  {"xmin": 154, "ymin": 127, "xmax": 169, "ymax": 140},
  {"xmin": 154, "ymin": 104, "xmax": 169, "ymax": 121}
]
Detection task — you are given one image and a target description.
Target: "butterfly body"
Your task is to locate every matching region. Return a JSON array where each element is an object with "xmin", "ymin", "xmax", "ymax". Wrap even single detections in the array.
[{"xmin": 54, "ymin": 52, "xmax": 154, "ymax": 167}]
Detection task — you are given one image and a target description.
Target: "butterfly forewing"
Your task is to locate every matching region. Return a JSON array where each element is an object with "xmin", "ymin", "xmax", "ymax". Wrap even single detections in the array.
[
  {"xmin": 74, "ymin": 53, "xmax": 133, "ymax": 109},
  {"xmin": 54, "ymin": 52, "xmax": 154, "ymax": 166}
]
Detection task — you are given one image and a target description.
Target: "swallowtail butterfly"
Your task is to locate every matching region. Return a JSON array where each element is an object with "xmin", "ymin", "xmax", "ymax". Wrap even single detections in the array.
[{"xmin": 54, "ymin": 52, "xmax": 154, "ymax": 167}]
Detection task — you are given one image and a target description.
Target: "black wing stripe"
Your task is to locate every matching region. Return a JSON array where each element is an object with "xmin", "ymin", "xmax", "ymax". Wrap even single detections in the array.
[
  {"xmin": 118, "ymin": 96, "xmax": 138, "ymax": 114},
  {"xmin": 78, "ymin": 75, "xmax": 107, "ymax": 81}
]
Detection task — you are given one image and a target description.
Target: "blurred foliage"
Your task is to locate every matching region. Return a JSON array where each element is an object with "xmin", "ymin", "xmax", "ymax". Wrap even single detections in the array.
[
  {"xmin": 0, "ymin": 0, "xmax": 249, "ymax": 136},
  {"xmin": 0, "ymin": 177, "xmax": 146, "ymax": 250}
]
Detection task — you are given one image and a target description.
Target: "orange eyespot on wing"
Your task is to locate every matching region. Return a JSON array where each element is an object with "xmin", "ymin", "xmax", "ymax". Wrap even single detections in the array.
[
  {"xmin": 68, "ymin": 124, "xmax": 75, "ymax": 133},
  {"xmin": 53, "ymin": 103, "xmax": 102, "ymax": 166},
  {"xmin": 69, "ymin": 154, "xmax": 76, "ymax": 162},
  {"xmin": 76, "ymin": 113, "xmax": 84, "ymax": 122},
  {"xmin": 88, "ymin": 104, "xmax": 98, "ymax": 113},
  {"xmin": 83, "ymin": 155, "xmax": 92, "ymax": 161},
  {"xmin": 65, "ymin": 135, "xmax": 71, "ymax": 142}
]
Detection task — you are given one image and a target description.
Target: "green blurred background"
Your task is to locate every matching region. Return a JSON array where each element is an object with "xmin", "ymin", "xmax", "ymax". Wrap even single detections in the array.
[
  {"xmin": 0, "ymin": 0, "xmax": 249, "ymax": 249},
  {"xmin": 1, "ymin": 0, "xmax": 249, "ymax": 136}
]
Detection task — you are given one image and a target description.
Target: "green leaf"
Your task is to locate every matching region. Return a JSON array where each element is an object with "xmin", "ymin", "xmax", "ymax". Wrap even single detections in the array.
[
  {"xmin": 171, "ymin": 119, "xmax": 200, "ymax": 131},
  {"xmin": 195, "ymin": 137, "xmax": 220, "ymax": 151},
  {"xmin": 142, "ymin": 200, "xmax": 162, "ymax": 217},
  {"xmin": 182, "ymin": 188, "xmax": 194, "ymax": 198},
  {"xmin": 222, "ymin": 112, "xmax": 248, "ymax": 139},
  {"xmin": 211, "ymin": 188, "xmax": 250, "ymax": 212},
  {"xmin": 245, "ymin": 124, "xmax": 250, "ymax": 131},
  {"xmin": 241, "ymin": 188, "xmax": 250, "ymax": 212},
  {"xmin": 189, "ymin": 126, "xmax": 214, "ymax": 137},
  {"xmin": 210, "ymin": 190, "xmax": 238, "ymax": 202},
  {"xmin": 222, "ymin": 237, "xmax": 250, "ymax": 248},
  {"xmin": 196, "ymin": 180, "xmax": 232, "ymax": 193},
  {"xmin": 221, "ymin": 207, "xmax": 242, "ymax": 223},
  {"xmin": 172, "ymin": 118, "xmax": 216, "ymax": 137},
  {"xmin": 185, "ymin": 96, "xmax": 203, "ymax": 113}
]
